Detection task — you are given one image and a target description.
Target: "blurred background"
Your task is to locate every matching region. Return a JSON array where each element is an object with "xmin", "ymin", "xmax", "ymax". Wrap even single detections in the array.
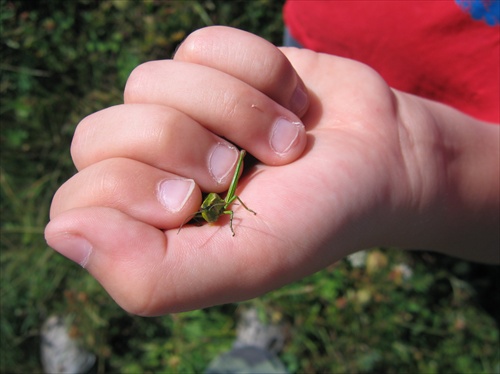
[{"xmin": 1, "ymin": 0, "xmax": 498, "ymax": 372}]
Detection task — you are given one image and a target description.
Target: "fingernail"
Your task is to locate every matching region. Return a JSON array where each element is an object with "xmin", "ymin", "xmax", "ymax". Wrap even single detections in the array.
[
  {"xmin": 270, "ymin": 117, "xmax": 304, "ymax": 155},
  {"xmin": 209, "ymin": 143, "xmax": 239, "ymax": 184},
  {"xmin": 47, "ymin": 234, "xmax": 93, "ymax": 268},
  {"xmin": 157, "ymin": 178, "xmax": 195, "ymax": 212},
  {"xmin": 290, "ymin": 84, "xmax": 308, "ymax": 114}
]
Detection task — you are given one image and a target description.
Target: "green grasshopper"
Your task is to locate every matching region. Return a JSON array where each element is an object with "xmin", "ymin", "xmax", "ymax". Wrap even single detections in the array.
[{"xmin": 178, "ymin": 149, "xmax": 256, "ymax": 236}]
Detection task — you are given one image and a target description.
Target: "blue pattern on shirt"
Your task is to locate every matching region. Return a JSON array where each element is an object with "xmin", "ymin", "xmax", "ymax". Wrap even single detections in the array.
[{"xmin": 455, "ymin": 0, "xmax": 500, "ymax": 25}]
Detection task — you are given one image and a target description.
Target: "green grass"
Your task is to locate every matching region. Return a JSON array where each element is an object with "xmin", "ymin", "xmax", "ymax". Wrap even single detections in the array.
[{"xmin": 1, "ymin": 0, "xmax": 498, "ymax": 372}]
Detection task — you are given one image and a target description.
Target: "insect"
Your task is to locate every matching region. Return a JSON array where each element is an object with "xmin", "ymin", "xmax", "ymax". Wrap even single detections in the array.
[{"xmin": 178, "ymin": 149, "xmax": 256, "ymax": 236}]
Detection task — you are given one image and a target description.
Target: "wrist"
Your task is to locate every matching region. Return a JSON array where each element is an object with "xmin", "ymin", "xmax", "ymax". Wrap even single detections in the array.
[{"xmin": 391, "ymin": 92, "xmax": 499, "ymax": 263}]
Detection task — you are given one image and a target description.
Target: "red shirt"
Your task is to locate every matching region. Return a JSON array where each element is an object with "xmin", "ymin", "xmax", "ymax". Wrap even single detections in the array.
[{"xmin": 284, "ymin": 1, "xmax": 500, "ymax": 123}]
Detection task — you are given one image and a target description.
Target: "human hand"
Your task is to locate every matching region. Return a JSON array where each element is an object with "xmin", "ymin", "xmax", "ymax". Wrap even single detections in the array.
[{"xmin": 45, "ymin": 26, "xmax": 499, "ymax": 315}]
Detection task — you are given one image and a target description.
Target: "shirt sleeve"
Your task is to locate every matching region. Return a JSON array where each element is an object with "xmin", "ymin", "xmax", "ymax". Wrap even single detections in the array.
[{"xmin": 283, "ymin": 0, "xmax": 500, "ymax": 123}]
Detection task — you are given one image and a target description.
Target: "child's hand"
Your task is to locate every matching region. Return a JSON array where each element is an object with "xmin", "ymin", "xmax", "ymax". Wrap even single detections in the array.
[{"xmin": 45, "ymin": 26, "xmax": 499, "ymax": 315}]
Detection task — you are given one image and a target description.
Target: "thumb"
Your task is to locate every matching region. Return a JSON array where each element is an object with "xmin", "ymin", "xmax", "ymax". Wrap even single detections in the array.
[{"xmin": 44, "ymin": 206, "xmax": 293, "ymax": 315}]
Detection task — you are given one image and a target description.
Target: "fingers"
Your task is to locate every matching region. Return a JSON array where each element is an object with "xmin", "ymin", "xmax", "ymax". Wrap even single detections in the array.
[
  {"xmin": 174, "ymin": 26, "xmax": 309, "ymax": 117},
  {"xmin": 45, "ymin": 26, "xmax": 318, "ymax": 315},
  {"xmin": 124, "ymin": 57, "xmax": 307, "ymax": 166},
  {"xmin": 72, "ymin": 104, "xmax": 241, "ymax": 193},
  {"xmin": 71, "ymin": 26, "xmax": 309, "ymax": 203},
  {"xmin": 49, "ymin": 158, "xmax": 202, "ymax": 230}
]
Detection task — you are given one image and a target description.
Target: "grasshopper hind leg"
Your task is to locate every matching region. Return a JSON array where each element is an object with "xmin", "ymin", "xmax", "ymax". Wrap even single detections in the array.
[{"xmin": 235, "ymin": 196, "xmax": 257, "ymax": 216}]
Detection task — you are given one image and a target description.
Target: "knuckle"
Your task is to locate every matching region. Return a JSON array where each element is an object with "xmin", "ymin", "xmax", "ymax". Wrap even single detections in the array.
[
  {"xmin": 175, "ymin": 29, "xmax": 204, "ymax": 59},
  {"xmin": 124, "ymin": 61, "xmax": 157, "ymax": 102},
  {"xmin": 70, "ymin": 119, "xmax": 89, "ymax": 168}
]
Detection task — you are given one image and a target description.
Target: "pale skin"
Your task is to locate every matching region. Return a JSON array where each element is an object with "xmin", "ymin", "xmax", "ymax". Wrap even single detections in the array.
[{"xmin": 45, "ymin": 26, "xmax": 499, "ymax": 316}]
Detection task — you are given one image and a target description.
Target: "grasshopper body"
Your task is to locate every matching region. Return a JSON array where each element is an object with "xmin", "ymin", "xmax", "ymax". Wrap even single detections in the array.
[{"xmin": 178, "ymin": 150, "xmax": 256, "ymax": 236}]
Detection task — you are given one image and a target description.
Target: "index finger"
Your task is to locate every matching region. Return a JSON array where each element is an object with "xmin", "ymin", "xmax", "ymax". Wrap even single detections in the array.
[{"xmin": 124, "ymin": 60, "xmax": 307, "ymax": 166}]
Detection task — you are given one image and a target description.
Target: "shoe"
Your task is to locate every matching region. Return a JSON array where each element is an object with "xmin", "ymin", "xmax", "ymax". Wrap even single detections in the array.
[
  {"xmin": 40, "ymin": 315, "xmax": 96, "ymax": 374},
  {"xmin": 233, "ymin": 308, "xmax": 285, "ymax": 354},
  {"xmin": 205, "ymin": 308, "xmax": 288, "ymax": 374}
]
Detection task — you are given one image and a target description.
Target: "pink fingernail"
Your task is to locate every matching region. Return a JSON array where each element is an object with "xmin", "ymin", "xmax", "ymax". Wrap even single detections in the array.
[
  {"xmin": 47, "ymin": 233, "xmax": 93, "ymax": 268},
  {"xmin": 209, "ymin": 143, "xmax": 239, "ymax": 184},
  {"xmin": 290, "ymin": 84, "xmax": 308, "ymax": 114},
  {"xmin": 157, "ymin": 178, "xmax": 195, "ymax": 213},
  {"xmin": 270, "ymin": 117, "xmax": 304, "ymax": 155}
]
